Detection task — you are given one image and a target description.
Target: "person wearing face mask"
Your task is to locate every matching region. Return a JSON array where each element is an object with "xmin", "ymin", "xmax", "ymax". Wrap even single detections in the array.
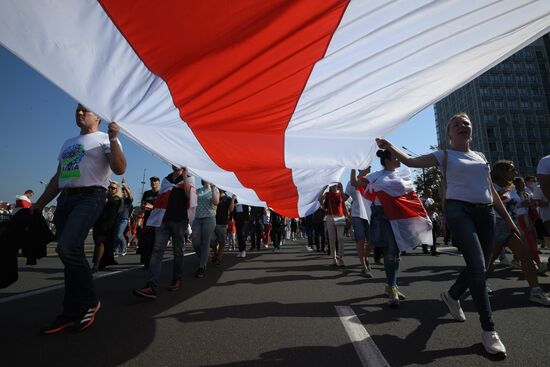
[
  {"xmin": 376, "ymin": 112, "xmax": 517, "ymax": 358},
  {"xmin": 192, "ymin": 179, "xmax": 220, "ymax": 278}
]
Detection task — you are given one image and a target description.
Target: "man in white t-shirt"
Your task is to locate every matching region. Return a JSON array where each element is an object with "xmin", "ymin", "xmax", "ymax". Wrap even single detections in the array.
[{"xmin": 32, "ymin": 104, "xmax": 126, "ymax": 334}]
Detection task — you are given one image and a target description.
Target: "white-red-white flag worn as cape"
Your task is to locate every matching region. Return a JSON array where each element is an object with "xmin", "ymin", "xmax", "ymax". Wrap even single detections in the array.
[
  {"xmin": 146, "ymin": 177, "xmax": 198, "ymax": 228},
  {"xmin": 360, "ymin": 169, "xmax": 432, "ymax": 251},
  {"xmin": 1, "ymin": 1, "xmax": 549, "ymax": 217}
]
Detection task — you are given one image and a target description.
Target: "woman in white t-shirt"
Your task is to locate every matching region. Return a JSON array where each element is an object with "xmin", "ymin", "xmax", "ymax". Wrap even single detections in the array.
[
  {"xmin": 486, "ymin": 161, "xmax": 550, "ymax": 305},
  {"xmin": 513, "ymin": 177, "xmax": 546, "ymax": 273},
  {"xmin": 376, "ymin": 112, "xmax": 515, "ymax": 357}
]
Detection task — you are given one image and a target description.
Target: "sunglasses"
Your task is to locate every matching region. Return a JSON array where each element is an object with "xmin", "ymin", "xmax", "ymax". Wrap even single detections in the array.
[{"xmin": 108, "ymin": 186, "xmax": 117, "ymax": 190}]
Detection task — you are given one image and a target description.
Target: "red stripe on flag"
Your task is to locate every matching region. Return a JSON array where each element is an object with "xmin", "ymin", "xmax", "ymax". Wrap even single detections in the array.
[
  {"xmin": 377, "ymin": 191, "xmax": 429, "ymax": 221},
  {"xmin": 99, "ymin": 0, "xmax": 349, "ymax": 217},
  {"xmin": 153, "ymin": 191, "xmax": 171, "ymax": 210}
]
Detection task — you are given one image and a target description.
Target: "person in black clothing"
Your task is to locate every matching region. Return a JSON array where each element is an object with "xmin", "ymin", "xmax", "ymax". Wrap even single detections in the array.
[
  {"xmin": 91, "ymin": 181, "xmax": 122, "ymax": 273},
  {"xmin": 312, "ymin": 207, "xmax": 326, "ymax": 252},
  {"xmin": 233, "ymin": 201, "xmax": 250, "ymax": 258},
  {"xmin": 113, "ymin": 178, "xmax": 133, "ymax": 257},
  {"xmin": 302, "ymin": 214, "xmax": 314, "ymax": 250},
  {"xmin": 249, "ymin": 206, "xmax": 265, "ymax": 251},
  {"xmin": 270, "ymin": 211, "xmax": 285, "ymax": 250},
  {"xmin": 211, "ymin": 190, "xmax": 236, "ymax": 266},
  {"xmin": 137, "ymin": 176, "xmax": 160, "ymax": 268}
]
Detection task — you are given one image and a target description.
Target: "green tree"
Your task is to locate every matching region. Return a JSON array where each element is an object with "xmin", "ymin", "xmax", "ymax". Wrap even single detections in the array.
[{"xmin": 412, "ymin": 145, "xmax": 442, "ymax": 205}]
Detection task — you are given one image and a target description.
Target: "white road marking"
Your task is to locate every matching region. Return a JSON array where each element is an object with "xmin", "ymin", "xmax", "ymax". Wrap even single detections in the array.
[
  {"xmin": 0, "ymin": 252, "xmax": 196, "ymax": 304},
  {"xmin": 335, "ymin": 306, "xmax": 390, "ymax": 367}
]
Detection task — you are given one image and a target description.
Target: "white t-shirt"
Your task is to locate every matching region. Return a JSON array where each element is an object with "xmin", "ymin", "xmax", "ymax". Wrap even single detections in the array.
[
  {"xmin": 345, "ymin": 181, "xmax": 372, "ymax": 220},
  {"xmin": 533, "ymin": 185, "xmax": 550, "ymax": 222},
  {"xmin": 57, "ymin": 131, "xmax": 118, "ymax": 189},
  {"xmin": 432, "ymin": 150, "xmax": 492, "ymax": 204},
  {"xmin": 493, "ymin": 183, "xmax": 517, "ymax": 219},
  {"xmin": 537, "ymin": 155, "xmax": 550, "ymax": 176}
]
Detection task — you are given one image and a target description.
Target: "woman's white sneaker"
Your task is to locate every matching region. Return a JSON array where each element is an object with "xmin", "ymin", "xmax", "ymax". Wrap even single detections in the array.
[
  {"xmin": 481, "ymin": 331, "xmax": 507, "ymax": 357},
  {"xmin": 440, "ymin": 291, "xmax": 466, "ymax": 321}
]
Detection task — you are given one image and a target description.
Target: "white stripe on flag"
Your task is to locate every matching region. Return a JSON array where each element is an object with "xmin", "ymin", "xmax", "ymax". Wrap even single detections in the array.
[{"xmin": 0, "ymin": 0, "xmax": 265, "ymax": 205}]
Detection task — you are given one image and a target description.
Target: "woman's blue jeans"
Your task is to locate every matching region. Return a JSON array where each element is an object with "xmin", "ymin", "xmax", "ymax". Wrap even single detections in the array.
[
  {"xmin": 192, "ymin": 216, "xmax": 216, "ymax": 267},
  {"xmin": 370, "ymin": 205, "xmax": 400, "ymax": 288},
  {"xmin": 445, "ymin": 200, "xmax": 496, "ymax": 331}
]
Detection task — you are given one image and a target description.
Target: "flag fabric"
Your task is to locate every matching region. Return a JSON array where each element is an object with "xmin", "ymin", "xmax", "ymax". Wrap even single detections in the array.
[
  {"xmin": 146, "ymin": 177, "xmax": 197, "ymax": 228},
  {"xmin": 14, "ymin": 195, "xmax": 32, "ymax": 209},
  {"xmin": 365, "ymin": 169, "xmax": 432, "ymax": 251},
  {"xmin": 1, "ymin": 0, "xmax": 549, "ymax": 217}
]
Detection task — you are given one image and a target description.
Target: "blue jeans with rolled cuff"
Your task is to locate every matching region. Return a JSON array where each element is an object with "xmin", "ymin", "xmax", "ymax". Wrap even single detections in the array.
[{"xmin": 369, "ymin": 205, "xmax": 400, "ymax": 288}]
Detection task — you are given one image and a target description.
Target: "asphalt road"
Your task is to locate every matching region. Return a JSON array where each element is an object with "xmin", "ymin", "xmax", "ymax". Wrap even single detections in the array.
[{"xmin": 1, "ymin": 237, "xmax": 549, "ymax": 367}]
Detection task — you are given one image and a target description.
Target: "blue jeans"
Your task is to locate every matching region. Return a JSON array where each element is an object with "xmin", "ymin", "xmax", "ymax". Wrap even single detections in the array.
[
  {"xmin": 147, "ymin": 220, "xmax": 188, "ymax": 290},
  {"xmin": 445, "ymin": 200, "xmax": 496, "ymax": 331},
  {"xmin": 113, "ymin": 217, "xmax": 129, "ymax": 255},
  {"xmin": 370, "ymin": 205, "xmax": 400, "ymax": 287},
  {"xmin": 54, "ymin": 189, "xmax": 106, "ymax": 318},
  {"xmin": 192, "ymin": 216, "xmax": 216, "ymax": 267}
]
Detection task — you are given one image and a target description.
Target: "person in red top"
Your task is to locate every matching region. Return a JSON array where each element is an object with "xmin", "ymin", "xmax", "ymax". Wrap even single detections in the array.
[{"xmin": 319, "ymin": 183, "xmax": 350, "ymax": 266}]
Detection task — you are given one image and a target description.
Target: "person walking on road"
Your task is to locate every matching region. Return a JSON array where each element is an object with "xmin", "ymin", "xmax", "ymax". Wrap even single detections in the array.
[
  {"xmin": 376, "ymin": 112, "xmax": 515, "ymax": 357},
  {"xmin": 133, "ymin": 166, "xmax": 191, "ymax": 299},
  {"xmin": 33, "ymin": 104, "xmax": 126, "ymax": 333}
]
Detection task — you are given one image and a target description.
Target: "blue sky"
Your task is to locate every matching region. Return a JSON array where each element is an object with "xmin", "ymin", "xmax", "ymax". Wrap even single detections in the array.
[{"xmin": 0, "ymin": 45, "xmax": 437, "ymax": 206}]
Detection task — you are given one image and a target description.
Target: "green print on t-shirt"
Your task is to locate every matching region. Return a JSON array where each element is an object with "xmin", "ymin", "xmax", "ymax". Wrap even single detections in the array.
[{"xmin": 60, "ymin": 144, "xmax": 85, "ymax": 180}]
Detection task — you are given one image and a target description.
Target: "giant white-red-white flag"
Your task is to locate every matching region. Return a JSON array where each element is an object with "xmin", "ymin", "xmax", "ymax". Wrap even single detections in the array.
[{"xmin": 1, "ymin": 1, "xmax": 549, "ymax": 217}]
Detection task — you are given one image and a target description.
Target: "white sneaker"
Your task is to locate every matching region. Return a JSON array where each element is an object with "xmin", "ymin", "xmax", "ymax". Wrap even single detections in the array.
[
  {"xmin": 499, "ymin": 257, "xmax": 512, "ymax": 267},
  {"xmin": 236, "ymin": 251, "xmax": 242, "ymax": 258},
  {"xmin": 440, "ymin": 291, "xmax": 466, "ymax": 322},
  {"xmin": 241, "ymin": 250, "xmax": 246, "ymax": 258},
  {"xmin": 481, "ymin": 331, "xmax": 507, "ymax": 357},
  {"xmin": 387, "ymin": 286, "xmax": 399, "ymax": 307},
  {"xmin": 385, "ymin": 285, "xmax": 406, "ymax": 300},
  {"xmin": 529, "ymin": 290, "xmax": 550, "ymax": 306}
]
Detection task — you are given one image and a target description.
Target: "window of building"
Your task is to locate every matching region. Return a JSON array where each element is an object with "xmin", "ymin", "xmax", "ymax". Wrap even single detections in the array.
[
  {"xmin": 520, "ymin": 101, "xmax": 530, "ymax": 110},
  {"xmin": 495, "ymin": 100, "xmax": 505, "ymax": 109}
]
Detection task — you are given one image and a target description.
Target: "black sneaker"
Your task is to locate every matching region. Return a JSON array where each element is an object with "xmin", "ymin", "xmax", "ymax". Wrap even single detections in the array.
[
  {"xmin": 41, "ymin": 314, "xmax": 76, "ymax": 334},
  {"xmin": 214, "ymin": 258, "xmax": 222, "ymax": 267},
  {"xmin": 73, "ymin": 301, "xmax": 101, "ymax": 332},
  {"xmin": 133, "ymin": 286, "xmax": 158, "ymax": 300},
  {"xmin": 195, "ymin": 267, "xmax": 205, "ymax": 278}
]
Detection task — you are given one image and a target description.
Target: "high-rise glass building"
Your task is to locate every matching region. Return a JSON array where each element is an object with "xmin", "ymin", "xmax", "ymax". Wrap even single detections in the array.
[{"xmin": 434, "ymin": 34, "xmax": 550, "ymax": 176}]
